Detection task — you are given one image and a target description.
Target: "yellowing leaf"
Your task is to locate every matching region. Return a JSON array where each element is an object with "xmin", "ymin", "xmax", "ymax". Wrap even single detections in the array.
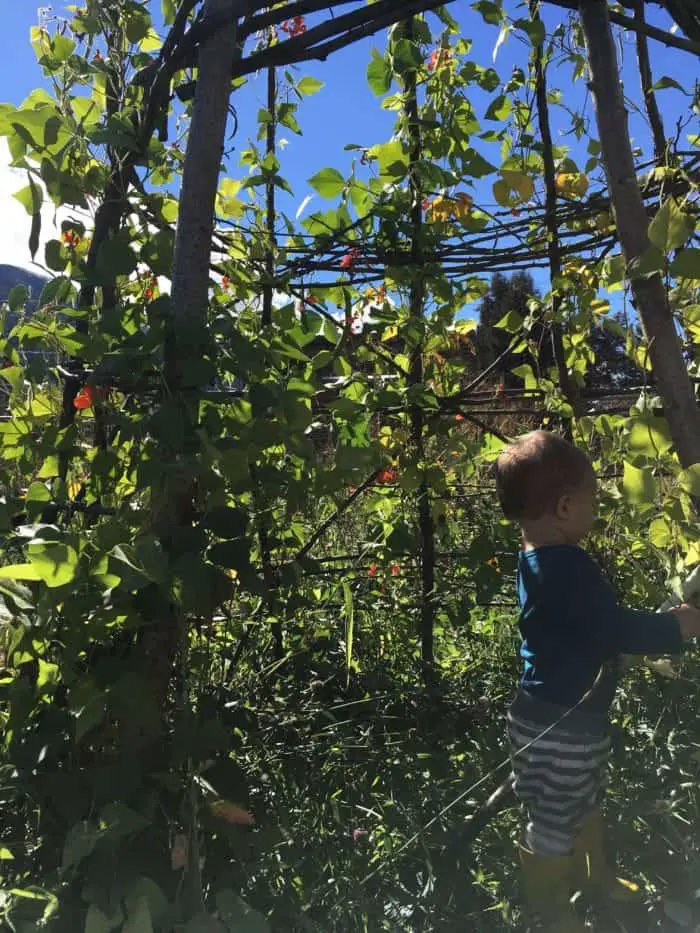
[
  {"xmin": 216, "ymin": 178, "xmax": 245, "ymax": 219},
  {"xmin": 501, "ymin": 170, "xmax": 534, "ymax": 201},
  {"xmin": 140, "ymin": 28, "xmax": 162, "ymax": 53},
  {"xmin": 428, "ymin": 196, "xmax": 453, "ymax": 222},
  {"xmin": 555, "ymin": 173, "xmax": 589, "ymax": 199},
  {"xmin": 492, "ymin": 178, "xmax": 511, "ymax": 208},
  {"xmin": 453, "ymin": 192, "xmax": 474, "ymax": 219}
]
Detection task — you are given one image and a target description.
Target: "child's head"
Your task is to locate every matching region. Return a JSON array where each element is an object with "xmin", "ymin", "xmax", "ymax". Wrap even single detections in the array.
[{"xmin": 494, "ymin": 430, "xmax": 596, "ymax": 545}]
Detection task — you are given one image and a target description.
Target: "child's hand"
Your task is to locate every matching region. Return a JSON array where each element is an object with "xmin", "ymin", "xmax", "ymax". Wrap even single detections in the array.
[{"xmin": 671, "ymin": 604, "xmax": 700, "ymax": 640}]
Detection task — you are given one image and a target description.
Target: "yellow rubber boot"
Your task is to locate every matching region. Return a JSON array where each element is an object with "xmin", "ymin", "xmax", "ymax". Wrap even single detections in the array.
[
  {"xmin": 519, "ymin": 845, "xmax": 588, "ymax": 932},
  {"xmin": 574, "ymin": 810, "xmax": 641, "ymax": 904}
]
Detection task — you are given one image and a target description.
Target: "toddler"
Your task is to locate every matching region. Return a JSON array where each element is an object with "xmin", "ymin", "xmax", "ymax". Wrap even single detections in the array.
[{"xmin": 494, "ymin": 430, "xmax": 700, "ymax": 932}]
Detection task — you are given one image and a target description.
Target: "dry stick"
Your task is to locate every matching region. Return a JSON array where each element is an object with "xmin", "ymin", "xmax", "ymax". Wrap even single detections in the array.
[
  {"xmin": 545, "ymin": 0, "xmax": 700, "ymax": 56},
  {"xmin": 632, "ymin": 0, "xmax": 667, "ymax": 165},
  {"xmin": 577, "ymin": 0, "xmax": 700, "ymax": 469},
  {"xmin": 229, "ymin": 469, "xmax": 383, "ymax": 670},
  {"xmin": 295, "ymin": 468, "xmax": 383, "ymax": 561},
  {"xmin": 404, "ymin": 18, "xmax": 437, "ymax": 679},
  {"xmin": 530, "ymin": 1, "xmax": 582, "ymax": 425}
]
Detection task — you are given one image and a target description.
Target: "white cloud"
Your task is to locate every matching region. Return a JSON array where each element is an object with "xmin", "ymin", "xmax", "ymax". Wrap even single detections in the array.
[{"xmin": 0, "ymin": 139, "xmax": 77, "ymax": 272}]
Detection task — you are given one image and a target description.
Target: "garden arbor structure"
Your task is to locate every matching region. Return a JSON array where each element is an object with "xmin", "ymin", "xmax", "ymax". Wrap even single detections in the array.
[{"xmin": 0, "ymin": 0, "xmax": 699, "ymax": 927}]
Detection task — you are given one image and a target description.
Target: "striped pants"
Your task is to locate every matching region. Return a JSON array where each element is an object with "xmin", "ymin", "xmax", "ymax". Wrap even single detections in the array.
[{"xmin": 508, "ymin": 708, "xmax": 611, "ymax": 856}]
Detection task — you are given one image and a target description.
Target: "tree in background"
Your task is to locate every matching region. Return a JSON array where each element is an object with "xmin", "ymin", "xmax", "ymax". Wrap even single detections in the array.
[{"xmin": 475, "ymin": 272, "xmax": 556, "ymax": 387}]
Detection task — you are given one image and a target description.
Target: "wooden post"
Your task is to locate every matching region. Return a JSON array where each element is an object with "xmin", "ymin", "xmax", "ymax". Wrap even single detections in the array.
[{"xmin": 577, "ymin": 0, "xmax": 700, "ymax": 468}]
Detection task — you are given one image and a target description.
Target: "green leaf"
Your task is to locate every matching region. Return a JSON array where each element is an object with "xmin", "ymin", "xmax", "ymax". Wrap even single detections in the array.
[
  {"xmin": 308, "ymin": 167, "xmax": 345, "ymax": 199},
  {"xmin": 648, "ymin": 199, "xmax": 694, "ymax": 253},
  {"xmin": 628, "ymin": 244, "xmax": 664, "ymax": 279},
  {"xmin": 52, "ymin": 34, "xmax": 76, "ymax": 62},
  {"xmin": 14, "ymin": 178, "xmax": 43, "ymax": 216},
  {"xmin": 0, "ymin": 577, "xmax": 34, "ymax": 611},
  {"xmin": 367, "ymin": 49, "xmax": 392, "ymax": 96},
  {"xmin": 463, "ymin": 149, "xmax": 498, "ymax": 178},
  {"xmin": 391, "ymin": 38, "xmax": 423, "ymax": 75},
  {"xmin": 472, "ymin": 0, "xmax": 503, "ymax": 25},
  {"xmin": 26, "ymin": 481, "xmax": 51, "ymax": 519},
  {"xmin": 85, "ymin": 905, "xmax": 112, "ymax": 933},
  {"xmin": 297, "ymin": 76, "xmax": 324, "ymax": 96},
  {"xmin": 649, "ymin": 517, "xmax": 672, "ymax": 549},
  {"xmin": 29, "ymin": 211, "xmax": 41, "ymax": 261},
  {"xmin": 343, "ymin": 581, "xmax": 355, "ymax": 687},
  {"xmin": 375, "ymin": 140, "xmax": 408, "ymax": 181},
  {"xmin": 278, "ymin": 102, "xmax": 301, "ymax": 135},
  {"xmin": 651, "ymin": 76, "xmax": 686, "ymax": 93},
  {"xmin": 122, "ymin": 896, "xmax": 153, "ymax": 933},
  {"xmin": 679, "ymin": 464, "xmax": 700, "ymax": 497},
  {"xmin": 75, "ymin": 692, "xmax": 108, "ymax": 743},
  {"xmin": 125, "ymin": 10, "xmax": 152, "ymax": 44},
  {"xmin": 622, "ymin": 462, "xmax": 655, "ymax": 505},
  {"xmin": 627, "ymin": 415, "xmax": 672, "ymax": 457},
  {"xmin": 0, "ymin": 848, "xmax": 14, "ymax": 860},
  {"xmin": 140, "ymin": 29, "xmax": 162, "ymax": 53},
  {"xmin": 140, "ymin": 230, "xmax": 174, "ymax": 277},
  {"xmin": 45, "ymin": 239, "xmax": 67, "ymax": 273},
  {"xmin": 8, "ymin": 285, "xmax": 28, "ymax": 312},
  {"xmin": 162, "ymin": 0, "xmax": 176, "ymax": 25},
  {"xmin": 663, "ymin": 900, "xmax": 693, "ymax": 927},
  {"xmin": 670, "ymin": 248, "xmax": 700, "ymax": 279},
  {"xmin": 514, "ymin": 16, "xmax": 545, "ymax": 46},
  {"xmin": 495, "ymin": 309, "xmax": 523, "ymax": 333},
  {"xmin": 485, "ymin": 94, "xmax": 512, "ymax": 121},
  {"xmin": 96, "ymin": 236, "xmax": 138, "ymax": 282},
  {"xmin": 62, "ymin": 821, "xmax": 99, "ymax": 872},
  {"xmin": 125, "ymin": 878, "xmax": 168, "ymax": 925},
  {"xmin": 0, "ymin": 564, "xmax": 42, "ymax": 582},
  {"xmin": 215, "ymin": 891, "xmax": 271, "ymax": 933},
  {"xmin": 208, "ymin": 539, "xmax": 252, "ymax": 570},
  {"xmin": 28, "ymin": 541, "xmax": 79, "ymax": 588}
]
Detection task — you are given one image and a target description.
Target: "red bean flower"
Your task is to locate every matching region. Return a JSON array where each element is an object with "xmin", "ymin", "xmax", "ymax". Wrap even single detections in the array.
[
  {"xmin": 390, "ymin": 563, "xmax": 400, "ymax": 577},
  {"xmin": 74, "ymin": 385, "xmax": 109, "ymax": 410},
  {"xmin": 368, "ymin": 563, "xmax": 378, "ymax": 578},
  {"xmin": 74, "ymin": 385, "xmax": 95, "ymax": 410},
  {"xmin": 281, "ymin": 15, "xmax": 306, "ymax": 37},
  {"xmin": 427, "ymin": 48, "xmax": 451, "ymax": 73},
  {"xmin": 62, "ymin": 229, "xmax": 81, "ymax": 249},
  {"xmin": 340, "ymin": 247, "xmax": 361, "ymax": 272},
  {"xmin": 352, "ymin": 828, "xmax": 369, "ymax": 844},
  {"xmin": 376, "ymin": 468, "xmax": 398, "ymax": 485}
]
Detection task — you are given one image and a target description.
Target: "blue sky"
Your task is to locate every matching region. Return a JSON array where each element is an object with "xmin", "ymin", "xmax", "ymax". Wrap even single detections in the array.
[{"xmin": 0, "ymin": 2, "xmax": 694, "ymax": 291}]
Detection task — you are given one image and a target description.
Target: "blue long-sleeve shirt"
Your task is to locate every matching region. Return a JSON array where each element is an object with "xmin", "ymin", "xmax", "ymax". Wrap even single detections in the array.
[{"xmin": 515, "ymin": 545, "xmax": 682, "ymax": 718}]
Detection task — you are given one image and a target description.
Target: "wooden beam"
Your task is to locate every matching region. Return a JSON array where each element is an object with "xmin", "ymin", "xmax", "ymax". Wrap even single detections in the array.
[{"xmin": 544, "ymin": 0, "xmax": 700, "ymax": 55}]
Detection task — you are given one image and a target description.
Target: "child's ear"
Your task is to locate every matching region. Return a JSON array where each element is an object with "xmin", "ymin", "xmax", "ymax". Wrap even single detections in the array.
[{"xmin": 555, "ymin": 494, "xmax": 571, "ymax": 520}]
